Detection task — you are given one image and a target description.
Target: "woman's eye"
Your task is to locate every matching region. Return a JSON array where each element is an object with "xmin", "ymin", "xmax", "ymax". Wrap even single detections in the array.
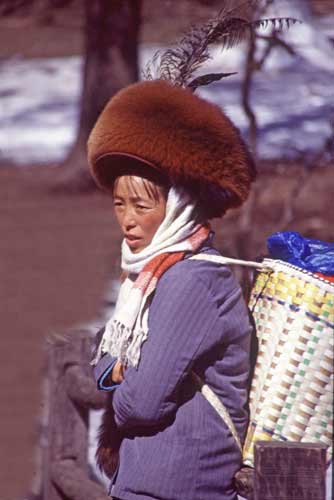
[{"xmin": 136, "ymin": 204, "xmax": 149, "ymax": 210}]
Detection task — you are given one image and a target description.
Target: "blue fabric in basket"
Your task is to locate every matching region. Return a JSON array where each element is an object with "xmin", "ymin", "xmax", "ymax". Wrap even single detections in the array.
[{"xmin": 267, "ymin": 231, "xmax": 334, "ymax": 275}]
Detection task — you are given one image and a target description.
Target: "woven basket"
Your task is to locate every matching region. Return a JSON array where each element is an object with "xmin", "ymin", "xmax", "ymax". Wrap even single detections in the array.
[{"xmin": 243, "ymin": 258, "xmax": 334, "ymax": 466}]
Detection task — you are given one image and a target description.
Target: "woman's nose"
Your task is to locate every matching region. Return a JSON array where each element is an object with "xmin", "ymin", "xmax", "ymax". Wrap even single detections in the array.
[{"xmin": 123, "ymin": 208, "xmax": 136, "ymax": 229}]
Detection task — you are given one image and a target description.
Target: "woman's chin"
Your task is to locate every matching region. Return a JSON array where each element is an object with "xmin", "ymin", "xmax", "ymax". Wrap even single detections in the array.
[
  {"xmin": 130, "ymin": 246, "xmax": 142, "ymax": 254},
  {"xmin": 126, "ymin": 239, "xmax": 145, "ymax": 253}
]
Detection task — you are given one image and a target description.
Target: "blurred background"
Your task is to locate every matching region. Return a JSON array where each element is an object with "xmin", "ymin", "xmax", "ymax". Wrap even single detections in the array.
[{"xmin": 1, "ymin": 0, "xmax": 333, "ymax": 499}]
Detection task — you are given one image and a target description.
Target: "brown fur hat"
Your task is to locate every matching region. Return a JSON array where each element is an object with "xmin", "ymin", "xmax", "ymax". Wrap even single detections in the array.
[{"xmin": 87, "ymin": 80, "xmax": 256, "ymax": 217}]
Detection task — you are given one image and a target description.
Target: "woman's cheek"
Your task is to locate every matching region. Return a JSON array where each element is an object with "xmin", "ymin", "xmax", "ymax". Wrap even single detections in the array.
[{"xmin": 114, "ymin": 209, "xmax": 125, "ymax": 227}]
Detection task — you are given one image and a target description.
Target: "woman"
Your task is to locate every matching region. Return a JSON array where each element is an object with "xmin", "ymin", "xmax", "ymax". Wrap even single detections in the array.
[{"xmin": 87, "ymin": 76, "xmax": 256, "ymax": 500}]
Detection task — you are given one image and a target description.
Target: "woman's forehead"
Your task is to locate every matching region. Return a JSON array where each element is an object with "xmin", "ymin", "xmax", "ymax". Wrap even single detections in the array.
[
  {"xmin": 114, "ymin": 175, "xmax": 148, "ymax": 192},
  {"xmin": 114, "ymin": 175, "xmax": 163, "ymax": 201},
  {"xmin": 115, "ymin": 175, "xmax": 143, "ymax": 188}
]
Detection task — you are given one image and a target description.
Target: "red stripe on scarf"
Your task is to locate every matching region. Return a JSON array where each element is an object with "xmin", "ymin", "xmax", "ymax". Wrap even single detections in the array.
[{"xmin": 133, "ymin": 225, "xmax": 210, "ymax": 295}]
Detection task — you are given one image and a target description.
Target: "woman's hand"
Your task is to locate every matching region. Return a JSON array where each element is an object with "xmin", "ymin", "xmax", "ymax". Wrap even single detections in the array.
[{"xmin": 111, "ymin": 361, "xmax": 125, "ymax": 383}]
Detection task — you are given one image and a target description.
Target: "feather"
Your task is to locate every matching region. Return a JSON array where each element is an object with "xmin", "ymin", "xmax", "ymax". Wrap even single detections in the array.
[
  {"xmin": 188, "ymin": 72, "xmax": 238, "ymax": 92},
  {"xmin": 252, "ymin": 17, "xmax": 301, "ymax": 31},
  {"xmin": 142, "ymin": 1, "xmax": 301, "ymax": 90}
]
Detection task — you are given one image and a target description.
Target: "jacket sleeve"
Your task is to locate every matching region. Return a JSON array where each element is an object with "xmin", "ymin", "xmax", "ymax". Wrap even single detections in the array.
[
  {"xmin": 112, "ymin": 265, "xmax": 222, "ymax": 429},
  {"xmin": 91, "ymin": 327, "xmax": 120, "ymax": 391},
  {"xmin": 93, "ymin": 353, "xmax": 119, "ymax": 392}
]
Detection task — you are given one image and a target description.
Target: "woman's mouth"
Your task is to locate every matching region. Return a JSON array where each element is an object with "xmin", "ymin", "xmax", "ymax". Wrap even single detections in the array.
[{"xmin": 125, "ymin": 234, "xmax": 141, "ymax": 247}]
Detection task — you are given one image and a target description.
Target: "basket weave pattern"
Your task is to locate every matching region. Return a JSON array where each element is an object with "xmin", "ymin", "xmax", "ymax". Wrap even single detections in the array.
[{"xmin": 243, "ymin": 259, "xmax": 334, "ymax": 466}]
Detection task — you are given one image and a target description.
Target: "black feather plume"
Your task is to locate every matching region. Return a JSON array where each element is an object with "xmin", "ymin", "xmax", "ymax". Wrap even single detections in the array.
[
  {"xmin": 143, "ymin": 3, "xmax": 301, "ymax": 90},
  {"xmin": 188, "ymin": 72, "xmax": 238, "ymax": 92}
]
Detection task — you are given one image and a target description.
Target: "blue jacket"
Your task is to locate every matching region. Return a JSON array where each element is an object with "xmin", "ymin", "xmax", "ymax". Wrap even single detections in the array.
[{"xmin": 93, "ymin": 245, "xmax": 252, "ymax": 500}]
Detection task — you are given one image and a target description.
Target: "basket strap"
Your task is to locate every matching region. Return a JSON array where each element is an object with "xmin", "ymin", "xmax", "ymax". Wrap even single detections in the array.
[
  {"xmin": 190, "ymin": 252, "xmax": 269, "ymax": 452},
  {"xmin": 190, "ymin": 253, "xmax": 271, "ymax": 271},
  {"xmin": 191, "ymin": 371, "xmax": 242, "ymax": 453}
]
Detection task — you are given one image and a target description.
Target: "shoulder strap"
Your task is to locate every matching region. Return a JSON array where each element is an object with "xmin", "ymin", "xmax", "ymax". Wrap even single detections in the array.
[
  {"xmin": 190, "ymin": 253, "xmax": 270, "ymax": 451},
  {"xmin": 191, "ymin": 371, "xmax": 242, "ymax": 452},
  {"xmin": 190, "ymin": 253, "xmax": 270, "ymax": 271}
]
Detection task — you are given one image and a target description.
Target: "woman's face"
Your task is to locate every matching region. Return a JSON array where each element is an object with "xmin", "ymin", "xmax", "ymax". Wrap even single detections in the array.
[{"xmin": 113, "ymin": 175, "xmax": 167, "ymax": 253}]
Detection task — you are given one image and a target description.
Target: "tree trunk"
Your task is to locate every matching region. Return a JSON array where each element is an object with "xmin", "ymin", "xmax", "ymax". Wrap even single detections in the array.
[{"xmin": 55, "ymin": 0, "xmax": 142, "ymax": 192}]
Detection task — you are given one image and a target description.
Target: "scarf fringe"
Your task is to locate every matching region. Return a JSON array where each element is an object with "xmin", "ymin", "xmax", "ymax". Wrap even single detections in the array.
[
  {"xmin": 126, "ymin": 328, "xmax": 149, "ymax": 368},
  {"xmin": 91, "ymin": 320, "xmax": 132, "ymax": 365},
  {"xmin": 91, "ymin": 318, "xmax": 149, "ymax": 369}
]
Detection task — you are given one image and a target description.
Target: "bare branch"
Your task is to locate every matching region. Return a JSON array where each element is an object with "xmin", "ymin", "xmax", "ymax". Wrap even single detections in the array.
[
  {"xmin": 257, "ymin": 33, "xmax": 296, "ymax": 58},
  {"xmin": 241, "ymin": 32, "xmax": 258, "ymax": 155}
]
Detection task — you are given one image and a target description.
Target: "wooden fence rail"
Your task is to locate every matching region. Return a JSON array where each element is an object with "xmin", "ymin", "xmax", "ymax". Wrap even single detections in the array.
[{"xmin": 41, "ymin": 331, "xmax": 328, "ymax": 500}]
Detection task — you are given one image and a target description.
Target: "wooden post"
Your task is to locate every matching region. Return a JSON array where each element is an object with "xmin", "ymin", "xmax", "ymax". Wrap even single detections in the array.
[
  {"xmin": 254, "ymin": 441, "xmax": 327, "ymax": 500},
  {"xmin": 42, "ymin": 330, "xmax": 106, "ymax": 500},
  {"xmin": 65, "ymin": 364, "xmax": 106, "ymax": 409},
  {"xmin": 51, "ymin": 459, "xmax": 109, "ymax": 500}
]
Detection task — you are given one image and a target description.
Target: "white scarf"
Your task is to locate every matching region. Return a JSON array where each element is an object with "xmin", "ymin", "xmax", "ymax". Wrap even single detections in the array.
[
  {"xmin": 91, "ymin": 186, "xmax": 208, "ymax": 368},
  {"xmin": 121, "ymin": 186, "xmax": 200, "ymax": 274}
]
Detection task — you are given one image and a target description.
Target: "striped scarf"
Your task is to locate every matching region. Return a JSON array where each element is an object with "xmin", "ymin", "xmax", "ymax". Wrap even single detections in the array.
[{"xmin": 91, "ymin": 186, "xmax": 210, "ymax": 369}]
